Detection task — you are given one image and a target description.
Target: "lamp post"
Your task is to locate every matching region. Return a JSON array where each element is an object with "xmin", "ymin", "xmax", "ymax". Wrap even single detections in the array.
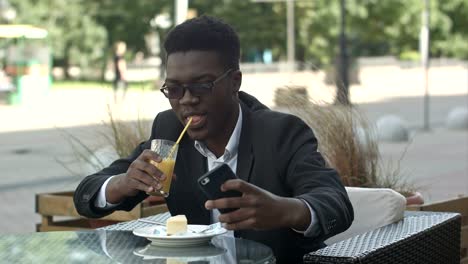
[
  {"xmin": 420, "ymin": 0, "xmax": 430, "ymax": 131},
  {"xmin": 175, "ymin": 0, "xmax": 189, "ymax": 25},
  {"xmin": 335, "ymin": 0, "xmax": 350, "ymax": 105},
  {"xmin": 150, "ymin": 13, "xmax": 172, "ymax": 79}
]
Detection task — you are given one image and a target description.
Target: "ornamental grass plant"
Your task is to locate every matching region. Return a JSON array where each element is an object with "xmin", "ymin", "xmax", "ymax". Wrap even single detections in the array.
[{"xmin": 277, "ymin": 87, "xmax": 417, "ymax": 194}]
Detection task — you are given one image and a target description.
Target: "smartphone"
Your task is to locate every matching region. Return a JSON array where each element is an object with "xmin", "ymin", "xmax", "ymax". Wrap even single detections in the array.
[{"xmin": 197, "ymin": 163, "xmax": 242, "ymax": 214}]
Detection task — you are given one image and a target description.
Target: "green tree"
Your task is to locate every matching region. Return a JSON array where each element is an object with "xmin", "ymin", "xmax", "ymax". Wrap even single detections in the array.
[
  {"xmin": 87, "ymin": 0, "xmax": 172, "ymax": 80},
  {"xmin": 10, "ymin": 0, "xmax": 107, "ymax": 78},
  {"xmin": 431, "ymin": 0, "xmax": 468, "ymax": 58},
  {"xmin": 190, "ymin": 0, "xmax": 286, "ymax": 61},
  {"xmin": 8, "ymin": 0, "xmax": 468, "ymax": 81},
  {"xmin": 296, "ymin": 0, "xmax": 339, "ymax": 66},
  {"xmin": 88, "ymin": 0, "xmax": 172, "ymax": 54},
  {"xmin": 295, "ymin": 0, "xmax": 468, "ymax": 66}
]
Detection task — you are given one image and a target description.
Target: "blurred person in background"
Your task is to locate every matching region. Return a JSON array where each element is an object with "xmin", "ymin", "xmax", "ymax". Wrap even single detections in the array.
[{"xmin": 113, "ymin": 41, "xmax": 128, "ymax": 102}]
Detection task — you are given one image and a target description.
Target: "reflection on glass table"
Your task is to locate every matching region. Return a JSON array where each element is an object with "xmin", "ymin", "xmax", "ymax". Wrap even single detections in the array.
[
  {"xmin": 133, "ymin": 243, "xmax": 226, "ymax": 261},
  {"xmin": 0, "ymin": 230, "xmax": 275, "ymax": 264}
]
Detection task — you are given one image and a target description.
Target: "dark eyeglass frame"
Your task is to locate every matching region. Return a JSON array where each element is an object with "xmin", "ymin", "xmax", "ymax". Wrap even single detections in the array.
[{"xmin": 160, "ymin": 69, "xmax": 234, "ymax": 99}]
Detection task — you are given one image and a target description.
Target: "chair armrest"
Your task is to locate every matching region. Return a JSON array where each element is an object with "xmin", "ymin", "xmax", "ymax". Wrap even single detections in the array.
[{"xmin": 304, "ymin": 211, "xmax": 461, "ymax": 264}]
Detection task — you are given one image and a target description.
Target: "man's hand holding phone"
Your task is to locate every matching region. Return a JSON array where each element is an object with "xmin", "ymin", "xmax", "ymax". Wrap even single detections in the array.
[
  {"xmin": 198, "ymin": 164, "xmax": 242, "ymax": 213},
  {"xmin": 199, "ymin": 164, "xmax": 311, "ymax": 232}
]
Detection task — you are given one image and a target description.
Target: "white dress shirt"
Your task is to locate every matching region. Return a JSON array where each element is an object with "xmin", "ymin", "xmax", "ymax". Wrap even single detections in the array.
[{"xmin": 96, "ymin": 104, "xmax": 319, "ymax": 236}]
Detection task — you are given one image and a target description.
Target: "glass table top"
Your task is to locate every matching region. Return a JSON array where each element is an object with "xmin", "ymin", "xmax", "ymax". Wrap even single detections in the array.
[{"xmin": 0, "ymin": 230, "xmax": 275, "ymax": 263}]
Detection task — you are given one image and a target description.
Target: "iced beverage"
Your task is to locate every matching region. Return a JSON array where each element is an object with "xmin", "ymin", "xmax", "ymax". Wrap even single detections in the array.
[
  {"xmin": 149, "ymin": 139, "xmax": 178, "ymax": 197},
  {"xmin": 155, "ymin": 159, "xmax": 176, "ymax": 195}
]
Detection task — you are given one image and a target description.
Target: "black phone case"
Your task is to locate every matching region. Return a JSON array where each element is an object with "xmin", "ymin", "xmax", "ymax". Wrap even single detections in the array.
[{"xmin": 197, "ymin": 164, "xmax": 242, "ymax": 213}]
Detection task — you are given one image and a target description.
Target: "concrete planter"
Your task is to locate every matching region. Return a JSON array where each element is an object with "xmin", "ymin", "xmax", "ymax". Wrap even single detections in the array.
[{"xmin": 274, "ymin": 86, "xmax": 309, "ymax": 107}]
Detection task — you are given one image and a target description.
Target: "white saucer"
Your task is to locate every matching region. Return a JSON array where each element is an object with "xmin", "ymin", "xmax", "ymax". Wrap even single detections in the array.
[{"xmin": 132, "ymin": 224, "xmax": 227, "ymax": 247}]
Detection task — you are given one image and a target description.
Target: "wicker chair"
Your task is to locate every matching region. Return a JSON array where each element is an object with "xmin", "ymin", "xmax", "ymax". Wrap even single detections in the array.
[{"xmin": 304, "ymin": 211, "xmax": 461, "ymax": 264}]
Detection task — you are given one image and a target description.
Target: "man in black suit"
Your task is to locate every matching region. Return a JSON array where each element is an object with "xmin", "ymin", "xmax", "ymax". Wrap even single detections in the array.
[{"xmin": 74, "ymin": 16, "xmax": 353, "ymax": 263}]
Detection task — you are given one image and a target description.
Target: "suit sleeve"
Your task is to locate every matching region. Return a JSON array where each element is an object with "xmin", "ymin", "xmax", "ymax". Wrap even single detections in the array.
[
  {"xmin": 279, "ymin": 115, "xmax": 354, "ymax": 240},
  {"xmin": 73, "ymin": 115, "xmax": 160, "ymax": 218}
]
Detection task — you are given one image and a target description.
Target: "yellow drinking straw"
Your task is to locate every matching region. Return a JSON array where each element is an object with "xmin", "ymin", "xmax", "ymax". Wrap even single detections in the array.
[{"xmin": 167, "ymin": 117, "xmax": 192, "ymax": 158}]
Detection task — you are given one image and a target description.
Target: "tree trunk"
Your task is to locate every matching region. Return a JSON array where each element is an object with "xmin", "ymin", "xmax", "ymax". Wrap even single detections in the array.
[
  {"xmin": 157, "ymin": 28, "xmax": 167, "ymax": 80},
  {"xmin": 63, "ymin": 42, "xmax": 72, "ymax": 80},
  {"xmin": 100, "ymin": 44, "xmax": 112, "ymax": 82}
]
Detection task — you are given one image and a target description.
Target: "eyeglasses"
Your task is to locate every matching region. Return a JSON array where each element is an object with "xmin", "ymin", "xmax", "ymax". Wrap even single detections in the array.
[{"xmin": 160, "ymin": 69, "xmax": 233, "ymax": 99}]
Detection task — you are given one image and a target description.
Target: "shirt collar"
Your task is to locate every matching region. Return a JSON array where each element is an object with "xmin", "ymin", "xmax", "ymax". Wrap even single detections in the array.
[{"xmin": 194, "ymin": 104, "xmax": 243, "ymax": 159}]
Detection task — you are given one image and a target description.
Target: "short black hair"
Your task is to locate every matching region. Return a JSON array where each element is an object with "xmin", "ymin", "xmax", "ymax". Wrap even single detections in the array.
[{"xmin": 164, "ymin": 15, "xmax": 240, "ymax": 70}]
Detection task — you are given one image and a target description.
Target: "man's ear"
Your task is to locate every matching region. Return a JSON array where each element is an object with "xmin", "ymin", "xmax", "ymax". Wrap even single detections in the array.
[{"xmin": 231, "ymin": 70, "xmax": 242, "ymax": 93}]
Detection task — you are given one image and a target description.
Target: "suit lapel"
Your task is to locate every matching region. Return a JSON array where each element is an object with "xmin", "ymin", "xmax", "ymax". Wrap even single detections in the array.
[{"xmin": 236, "ymin": 102, "xmax": 254, "ymax": 182}]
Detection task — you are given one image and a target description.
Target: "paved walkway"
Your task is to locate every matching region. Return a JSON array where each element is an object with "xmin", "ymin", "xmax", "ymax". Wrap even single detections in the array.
[{"xmin": 0, "ymin": 68, "xmax": 467, "ymax": 234}]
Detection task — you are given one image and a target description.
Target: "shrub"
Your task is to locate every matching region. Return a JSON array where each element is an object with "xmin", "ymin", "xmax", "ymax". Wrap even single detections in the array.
[{"xmin": 58, "ymin": 105, "xmax": 151, "ymax": 175}]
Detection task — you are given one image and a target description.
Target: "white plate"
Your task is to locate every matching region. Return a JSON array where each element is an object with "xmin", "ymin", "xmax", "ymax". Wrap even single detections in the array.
[
  {"xmin": 133, "ymin": 243, "xmax": 226, "ymax": 261},
  {"xmin": 132, "ymin": 224, "xmax": 227, "ymax": 247}
]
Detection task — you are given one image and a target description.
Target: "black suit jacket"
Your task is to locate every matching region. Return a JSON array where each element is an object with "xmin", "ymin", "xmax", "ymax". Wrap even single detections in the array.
[{"xmin": 74, "ymin": 91, "xmax": 353, "ymax": 263}]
